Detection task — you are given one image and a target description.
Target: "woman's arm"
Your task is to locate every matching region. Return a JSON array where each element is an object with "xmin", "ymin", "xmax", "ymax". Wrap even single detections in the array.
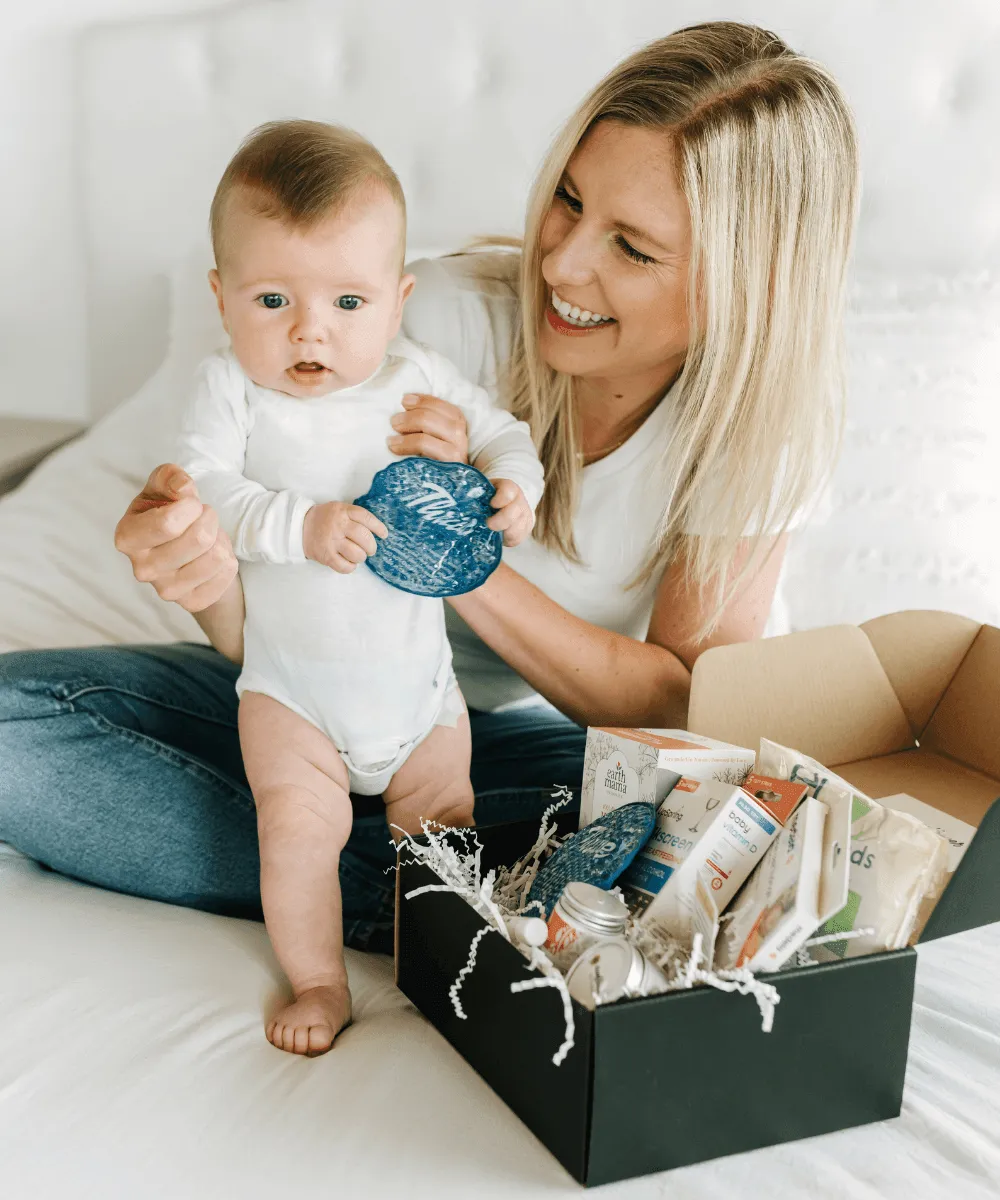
[
  {"xmin": 448, "ymin": 536, "xmax": 787, "ymax": 729},
  {"xmin": 191, "ymin": 577, "xmax": 245, "ymax": 665}
]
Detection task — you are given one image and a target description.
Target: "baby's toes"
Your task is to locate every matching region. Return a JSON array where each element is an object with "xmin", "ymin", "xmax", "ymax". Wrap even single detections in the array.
[{"xmin": 306, "ymin": 1024, "xmax": 335, "ymax": 1057}]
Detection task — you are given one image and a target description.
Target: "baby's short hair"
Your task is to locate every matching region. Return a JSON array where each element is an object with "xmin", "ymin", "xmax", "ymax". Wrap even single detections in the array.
[{"xmin": 210, "ymin": 119, "xmax": 406, "ymax": 271}]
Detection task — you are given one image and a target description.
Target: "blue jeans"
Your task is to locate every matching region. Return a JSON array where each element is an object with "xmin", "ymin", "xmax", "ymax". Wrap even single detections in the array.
[{"xmin": 0, "ymin": 643, "xmax": 584, "ymax": 953}]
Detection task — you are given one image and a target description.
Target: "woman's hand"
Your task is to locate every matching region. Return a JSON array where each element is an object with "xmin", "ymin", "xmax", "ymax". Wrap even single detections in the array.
[
  {"xmin": 387, "ymin": 393, "xmax": 469, "ymax": 462},
  {"xmin": 114, "ymin": 464, "xmax": 238, "ymax": 613}
]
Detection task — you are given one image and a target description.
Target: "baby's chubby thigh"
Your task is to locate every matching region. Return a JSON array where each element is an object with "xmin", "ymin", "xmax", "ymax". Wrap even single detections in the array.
[
  {"xmin": 238, "ymin": 690, "xmax": 353, "ymax": 849},
  {"xmin": 382, "ymin": 701, "xmax": 475, "ymax": 840}
]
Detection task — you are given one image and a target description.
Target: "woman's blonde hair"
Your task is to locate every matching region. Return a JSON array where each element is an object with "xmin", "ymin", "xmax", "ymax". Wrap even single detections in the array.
[{"xmin": 465, "ymin": 22, "xmax": 860, "ymax": 637}]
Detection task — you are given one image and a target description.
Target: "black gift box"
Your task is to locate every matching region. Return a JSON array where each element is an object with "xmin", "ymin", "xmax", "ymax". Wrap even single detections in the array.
[
  {"xmin": 396, "ymin": 613, "xmax": 1000, "ymax": 1186},
  {"xmin": 395, "ymin": 816, "xmax": 923, "ymax": 1186}
]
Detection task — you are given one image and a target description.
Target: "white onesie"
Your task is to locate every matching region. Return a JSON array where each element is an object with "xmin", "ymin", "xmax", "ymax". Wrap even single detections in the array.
[{"xmin": 177, "ymin": 335, "xmax": 544, "ymax": 793}]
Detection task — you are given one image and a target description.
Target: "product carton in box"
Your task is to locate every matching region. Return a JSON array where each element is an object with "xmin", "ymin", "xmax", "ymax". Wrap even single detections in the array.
[{"xmin": 395, "ymin": 611, "xmax": 1000, "ymax": 1186}]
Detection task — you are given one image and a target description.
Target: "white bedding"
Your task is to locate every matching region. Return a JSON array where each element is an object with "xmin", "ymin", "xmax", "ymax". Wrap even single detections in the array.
[{"xmin": 1, "ymin": 842, "xmax": 998, "ymax": 1198}]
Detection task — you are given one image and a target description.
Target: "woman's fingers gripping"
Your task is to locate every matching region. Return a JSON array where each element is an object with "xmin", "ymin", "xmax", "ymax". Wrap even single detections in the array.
[
  {"xmin": 387, "ymin": 393, "xmax": 469, "ymax": 463},
  {"xmin": 132, "ymin": 505, "xmax": 221, "ymax": 580},
  {"xmin": 114, "ymin": 464, "xmax": 204, "ymax": 557},
  {"xmin": 153, "ymin": 532, "xmax": 238, "ymax": 606}
]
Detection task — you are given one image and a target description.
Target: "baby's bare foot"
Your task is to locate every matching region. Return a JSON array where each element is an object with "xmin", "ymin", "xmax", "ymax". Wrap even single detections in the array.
[{"xmin": 266, "ymin": 983, "xmax": 353, "ymax": 1057}]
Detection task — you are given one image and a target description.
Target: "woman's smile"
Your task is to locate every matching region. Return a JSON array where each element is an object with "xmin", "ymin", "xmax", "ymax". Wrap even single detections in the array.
[{"xmin": 545, "ymin": 289, "xmax": 617, "ymax": 336}]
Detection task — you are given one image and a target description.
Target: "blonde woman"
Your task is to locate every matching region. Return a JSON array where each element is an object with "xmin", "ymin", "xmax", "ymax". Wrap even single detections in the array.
[{"xmin": 0, "ymin": 23, "xmax": 859, "ymax": 958}]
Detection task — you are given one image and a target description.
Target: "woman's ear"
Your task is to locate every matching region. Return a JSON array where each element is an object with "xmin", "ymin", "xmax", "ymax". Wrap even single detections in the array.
[{"xmin": 208, "ymin": 268, "xmax": 229, "ymax": 333}]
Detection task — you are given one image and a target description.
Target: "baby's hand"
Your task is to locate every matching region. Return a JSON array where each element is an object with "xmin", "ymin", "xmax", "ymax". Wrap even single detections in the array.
[
  {"xmin": 303, "ymin": 502, "xmax": 388, "ymax": 573},
  {"xmin": 486, "ymin": 479, "xmax": 535, "ymax": 548}
]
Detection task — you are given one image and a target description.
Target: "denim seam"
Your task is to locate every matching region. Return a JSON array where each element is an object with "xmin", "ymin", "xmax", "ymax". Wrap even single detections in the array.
[
  {"xmin": 59, "ymin": 682, "xmax": 239, "ymax": 732},
  {"xmin": 74, "ymin": 707, "xmax": 255, "ymax": 816}
]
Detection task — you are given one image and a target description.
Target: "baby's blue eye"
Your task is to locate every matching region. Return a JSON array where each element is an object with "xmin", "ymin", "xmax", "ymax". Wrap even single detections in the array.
[
  {"xmin": 337, "ymin": 295, "xmax": 363, "ymax": 311},
  {"xmin": 257, "ymin": 293, "xmax": 287, "ymax": 309}
]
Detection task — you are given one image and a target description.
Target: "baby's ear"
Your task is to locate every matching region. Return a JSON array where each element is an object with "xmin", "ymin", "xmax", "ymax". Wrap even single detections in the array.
[
  {"xmin": 388, "ymin": 273, "xmax": 417, "ymax": 338},
  {"xmin": 208, "ymin": 268, "xmax": 229, "ymax": 331},
  {"xmin": 397, "ymin": 272, "xmax": 417, "ymax": 312}
]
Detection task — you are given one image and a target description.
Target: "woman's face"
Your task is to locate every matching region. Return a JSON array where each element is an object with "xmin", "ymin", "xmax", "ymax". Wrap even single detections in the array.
[{"xmin": 537, "ymin": 121, "xmax": 692, "ymax": 394}]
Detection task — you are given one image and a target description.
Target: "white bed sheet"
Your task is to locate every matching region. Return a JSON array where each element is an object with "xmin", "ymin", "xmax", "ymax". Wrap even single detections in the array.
[{"xmin": 1, "ymin": 841, "xmax": 999, "ymax": 1198}]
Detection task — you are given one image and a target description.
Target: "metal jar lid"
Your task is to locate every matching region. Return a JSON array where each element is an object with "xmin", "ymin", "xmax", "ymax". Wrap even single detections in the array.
[
  {"xmin": 558, "ymin": 882, "xmax": 630, "ymax": 935},
  {"xmin": 565, "ymin": 938, "xmax": 646, "ymax": 1007}
]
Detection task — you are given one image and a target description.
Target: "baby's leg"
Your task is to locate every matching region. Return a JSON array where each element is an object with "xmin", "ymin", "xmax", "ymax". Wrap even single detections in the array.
[
  {"xmin": 239, "ymin": 691, "xmax": 354, "ymax": 1056},
  {"xmin": 382, "ymin": 709, "xmax": 475, "ymax": 840}
]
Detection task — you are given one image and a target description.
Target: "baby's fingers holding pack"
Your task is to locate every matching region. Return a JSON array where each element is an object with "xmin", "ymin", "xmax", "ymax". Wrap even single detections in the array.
[
  {"xmin": 303, "ymin": 501, "xmax": 387, "ymax": 573},
  {"xmin": 486, "ymin": 478, "xmax": 535, "ymax": 547}
]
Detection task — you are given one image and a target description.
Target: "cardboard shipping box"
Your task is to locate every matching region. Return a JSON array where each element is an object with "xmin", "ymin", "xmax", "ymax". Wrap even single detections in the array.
[
  {"xmin": 396, "ymin": 612, "xmax": 1000, "ymax": 1186},
  {"xmin": 687, "ymin": 609, "xmax": 1000, "ymax": 941}
]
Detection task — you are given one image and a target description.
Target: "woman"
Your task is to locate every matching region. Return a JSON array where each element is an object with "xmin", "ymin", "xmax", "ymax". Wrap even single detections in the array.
[{"xmin": 0, "ymin": 22, "xmax": 858, "ymax": 953}]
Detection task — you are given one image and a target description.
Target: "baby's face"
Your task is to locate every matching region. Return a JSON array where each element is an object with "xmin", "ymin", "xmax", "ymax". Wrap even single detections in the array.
[{"xmin": 209, "ymin": 188, "xmax": 415, "ymax": 397}]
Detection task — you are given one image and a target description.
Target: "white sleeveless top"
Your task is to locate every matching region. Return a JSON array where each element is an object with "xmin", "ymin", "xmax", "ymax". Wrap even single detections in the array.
[{"xmin": 401, "ymin": 254, "xmax": 798, "ymax": 713}]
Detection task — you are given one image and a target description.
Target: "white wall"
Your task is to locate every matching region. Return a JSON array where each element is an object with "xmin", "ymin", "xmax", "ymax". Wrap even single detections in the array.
[{"xmin": 0, "ymin": 0, "xmax": 232, "ymax": 422}]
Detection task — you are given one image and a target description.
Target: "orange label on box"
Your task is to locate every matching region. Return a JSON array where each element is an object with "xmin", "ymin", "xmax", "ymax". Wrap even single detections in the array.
[
  {"xmin": 596, "ymin": 727, "xmax": 709, "ymax": 751},
  {"xmin": 740, "ymin": 773, "xmax": 808, "ymax": 826}
]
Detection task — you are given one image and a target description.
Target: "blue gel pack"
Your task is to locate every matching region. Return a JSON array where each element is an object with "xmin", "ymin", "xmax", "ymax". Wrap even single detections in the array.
[
  {"xmin": 353, "ymin": 457, "xmax": 503, "ymax": 598},
  {"xmin": 527, "ymin": 802, "xmax": 658, "ymax": 918}
]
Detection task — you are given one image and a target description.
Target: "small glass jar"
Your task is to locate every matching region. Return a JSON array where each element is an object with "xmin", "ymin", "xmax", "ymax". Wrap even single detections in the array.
[
  {"xmin": 543, "ymin": 882, "xmax": 630, "ymax": 971},
  {"xmin": 565, "ymin": 938, "xmax": 669, "ymax": 1009}
]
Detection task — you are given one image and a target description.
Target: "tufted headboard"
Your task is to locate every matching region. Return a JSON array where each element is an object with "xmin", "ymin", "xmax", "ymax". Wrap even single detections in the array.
[{"xmin": 78, "ymin": 0, "xmax": 1000, "ymax": 416}]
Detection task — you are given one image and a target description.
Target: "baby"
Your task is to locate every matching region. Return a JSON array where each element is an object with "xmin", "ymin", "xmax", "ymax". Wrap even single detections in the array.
[{"xmin": 177, "ymin": 120, "xmax": 544, "ymax": 1056}]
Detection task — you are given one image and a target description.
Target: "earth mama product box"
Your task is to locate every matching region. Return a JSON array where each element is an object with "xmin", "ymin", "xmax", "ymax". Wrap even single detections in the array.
[
  {"xmin": 580, "ymin": 727, "xmax": 755, "ymax": 826},
  {"xmin": 397, "ymin": 611, "xmax": 1000, "ymax": 1186}
]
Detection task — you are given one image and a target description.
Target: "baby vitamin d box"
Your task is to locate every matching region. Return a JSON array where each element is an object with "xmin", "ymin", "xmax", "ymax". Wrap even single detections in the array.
[{"xmin": 581, "ymin": 727, "xmax": 755, "ymax": 827}]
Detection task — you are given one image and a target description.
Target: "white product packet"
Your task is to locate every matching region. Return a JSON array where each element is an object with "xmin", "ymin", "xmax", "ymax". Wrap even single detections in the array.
[
  {"xmin": 756, "ymin": 739, "xmax": 949, "ymax": 956},
  {"xmin": 879, "ymin": 793, "xmax": 975, "ymax": 873}
]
